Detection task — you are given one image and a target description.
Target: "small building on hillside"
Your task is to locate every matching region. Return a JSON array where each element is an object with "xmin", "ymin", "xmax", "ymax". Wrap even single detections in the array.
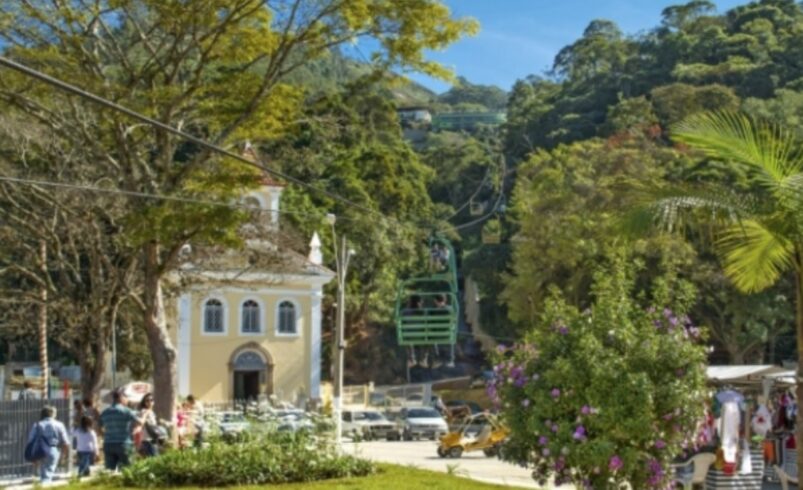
[
  {"xmin": 397, "ymin": 106, "xmax": 432, "ymax": 127},
  {"xmin": 169, "ymin": 177, "xmax": 334, "ymax": 405}
]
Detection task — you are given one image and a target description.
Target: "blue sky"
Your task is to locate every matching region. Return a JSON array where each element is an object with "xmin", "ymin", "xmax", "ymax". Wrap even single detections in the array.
[{"xmin": 387, "ymin": 0, "xmax": 747, "ymax": 94}]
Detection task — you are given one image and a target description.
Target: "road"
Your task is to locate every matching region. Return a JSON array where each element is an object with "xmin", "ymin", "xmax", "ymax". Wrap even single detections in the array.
[{"xmin": 343, "ymin": 440, "xmax": 570, "ymax": 489}]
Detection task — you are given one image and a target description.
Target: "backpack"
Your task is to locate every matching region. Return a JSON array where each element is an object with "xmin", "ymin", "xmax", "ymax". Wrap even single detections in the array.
[
  {"xmin": 145, "ymin": 422, "xmax": 168, "ymax": 443},
  {"xmin": 24, "ymin": 423, "xmax": 52, "ymax": 462}
]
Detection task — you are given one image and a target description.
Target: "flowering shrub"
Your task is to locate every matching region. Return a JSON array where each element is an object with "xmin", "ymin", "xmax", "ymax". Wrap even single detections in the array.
[{"xmin": 492, "ymin": 260, "xmax": 708, "ymax": 489}]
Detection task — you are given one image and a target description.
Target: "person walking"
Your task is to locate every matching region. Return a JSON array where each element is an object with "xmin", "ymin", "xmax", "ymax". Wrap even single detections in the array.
[
  {"xmin": 26, "ymin": 406, "xmax": 70, "ymax": 483},
  {"xmin": 98, "ymin": 390, "xmax": 141, "ymax": 471},
  {"xmin": 73, "ymin": 415, "xmax": 98, "ymax": 477},
  {"xmin": 137, "ymin": 393, "xmax": 160, "ymax": 457},
  {"xmin": 18, "ymin": 381, "xmax": 38, "ymax": 401}
]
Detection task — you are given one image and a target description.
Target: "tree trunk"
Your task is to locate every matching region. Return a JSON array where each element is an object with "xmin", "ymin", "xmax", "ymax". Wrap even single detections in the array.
[
  {"xmin": 143, "ymin": 241, "xmax": 177, "ymax": 423},
  {"xmin": 79, "ymin": 327, "xmax": 108, "ymax": 404},
  {"xmin": 38, "ymin": 240, "xmax": 48, "ymax": 399},
  {"xmin": 795, "ymin": 260, "xmax": 803, "ymax": 478}
]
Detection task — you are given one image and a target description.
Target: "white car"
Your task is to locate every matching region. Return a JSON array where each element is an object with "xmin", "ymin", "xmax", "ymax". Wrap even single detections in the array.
[
  {"xmin": 217, "ymin": 411, "xmax": 249, "ymax": 436},
  {"xmin": 389, "ymin": 407, "xmax": 448, "ymax": 441},
  {"xmin": 342, "ymin": 409, "xmax": 400, "ymax": 441},
  {"xmin": 274, "ymin": 409, "xmax": 314, "ymax": 432}
]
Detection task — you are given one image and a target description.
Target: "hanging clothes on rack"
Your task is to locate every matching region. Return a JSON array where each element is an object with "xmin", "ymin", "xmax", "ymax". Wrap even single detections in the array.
[{"xmin": 720, "ymin": 401, "xmax": 741, "ymax": 467}]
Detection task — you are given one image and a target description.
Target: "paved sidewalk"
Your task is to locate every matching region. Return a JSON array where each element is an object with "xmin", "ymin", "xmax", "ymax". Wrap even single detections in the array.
[{"xmin": 343, "ymin": 440, "xmax": 555, "ymax": 489}]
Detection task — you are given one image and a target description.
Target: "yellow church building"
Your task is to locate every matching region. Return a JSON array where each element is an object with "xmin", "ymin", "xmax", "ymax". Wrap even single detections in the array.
[{"xmin": 169, "ymin": 177, "xmax": 334, "ymax": 405}]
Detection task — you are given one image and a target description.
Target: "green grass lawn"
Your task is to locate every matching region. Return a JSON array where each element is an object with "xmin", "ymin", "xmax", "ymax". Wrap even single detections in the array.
[{"xmin": 68, "ymin": 464, "xmax": 523, "ymax": 489}]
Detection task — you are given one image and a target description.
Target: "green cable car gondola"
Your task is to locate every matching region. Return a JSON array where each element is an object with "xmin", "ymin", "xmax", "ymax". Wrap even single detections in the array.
[{"xmin": 395, "ymin": 236, "xmax": 459, "ymax": 347}]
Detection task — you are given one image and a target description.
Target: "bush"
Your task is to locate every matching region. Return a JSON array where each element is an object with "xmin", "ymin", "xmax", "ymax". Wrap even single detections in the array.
[
  {"xmin": 119, "ymin": 431, "xmax": 374, "ymax": 487},
  {"xmin": 491, "ymin": 254, "xmax": 708, "ymax": 489}
]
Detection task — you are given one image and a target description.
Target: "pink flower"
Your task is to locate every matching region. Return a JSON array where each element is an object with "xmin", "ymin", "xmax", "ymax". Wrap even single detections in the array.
[
  {"xmin": 609, "ymin": 455, "xmax": 623, "ymax": 471},
  {"xmin": 581, "ymin": 405, "xmax": 592, "ymax": 415},
  {"xmin": 655, "ymin": 439, "xmax": 666, "ymax": 449},
  {"xmin": 551, "ymin": 388, "xmax": 561, "ymax": 398}
]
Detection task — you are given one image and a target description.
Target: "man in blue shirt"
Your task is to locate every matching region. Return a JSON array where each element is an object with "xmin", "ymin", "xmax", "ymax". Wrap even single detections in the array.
[
  {"xmin": 98, "ymin": 390, "xmax": 141, "ymax": 471},
  {"xmin": 27, "ymin": 406, "xmax": 70, "ymax": 483}
]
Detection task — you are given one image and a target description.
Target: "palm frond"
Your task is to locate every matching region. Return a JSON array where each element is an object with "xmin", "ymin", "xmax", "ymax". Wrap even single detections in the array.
[
  {"xmin": 717, "ymin": 219, "xmax": 795, "ymax": 293},
  {"xmin": 672, "ymin": 112, "xmax": 802, "ymax": 188},
  {"xmin": 618, "ymin": 181, "xmax": 758, "ymax": 236}
]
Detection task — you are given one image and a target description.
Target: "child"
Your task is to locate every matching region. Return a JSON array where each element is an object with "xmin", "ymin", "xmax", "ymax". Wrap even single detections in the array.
[{"xmin": 73, "ymin": 415, "xmax": 98, "ymax": 477}]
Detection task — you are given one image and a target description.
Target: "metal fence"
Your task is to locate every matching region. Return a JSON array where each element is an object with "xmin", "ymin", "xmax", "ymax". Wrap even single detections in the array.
[{"xmin": 0, "ymin": 398, "xmax": 72, "ymax": 482}]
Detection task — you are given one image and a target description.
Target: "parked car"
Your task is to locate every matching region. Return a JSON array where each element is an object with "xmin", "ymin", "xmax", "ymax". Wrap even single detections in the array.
[
  {"xmin": 342, "ymin": 409, "xmax": 400, "ymax": 441},
  {"xmin": 470, "ymin": 370, "xmax": 496, "ymax": 388},
  {"xmin": 387, "ymin": 406, "xmax": 448, "ymax": 441},
  {"xmin": 217, "ymin": 411, "xmax": 249, "ymax": 437},
  {"xmin": 274, "ymin": 409, "xmax": 314, "ymax": 433}
]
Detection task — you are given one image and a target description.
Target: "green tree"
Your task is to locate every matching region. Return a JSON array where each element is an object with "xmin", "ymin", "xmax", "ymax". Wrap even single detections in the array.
[
  {"xmin": 491, "ymin": 253, "xmax": 708, "ymax": 489},
  {"xmin": 438, "ymin": 76, "xmax": 508, "ymax": 111},
  {"xmin": 630, "ymin": 111, "xmax": 803, "ymax": 471},
  {"xmin": 0, "ymin": 0, "xmax": 477, "ymax": 419},
  {"xmin": 503, "ymin": 135, "xmax": 696, "ymax": 328}
]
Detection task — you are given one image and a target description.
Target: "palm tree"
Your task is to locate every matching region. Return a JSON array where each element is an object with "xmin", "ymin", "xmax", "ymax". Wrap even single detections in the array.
[{"xmin": 633, "ymin": 111, "xmax": 803, "ymax": 466}]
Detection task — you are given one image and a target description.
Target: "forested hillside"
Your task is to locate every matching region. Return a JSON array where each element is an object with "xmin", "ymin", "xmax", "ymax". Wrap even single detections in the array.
[{"xmin": 492, "ymin": 0, "xmax": 803, "ymax": 363}]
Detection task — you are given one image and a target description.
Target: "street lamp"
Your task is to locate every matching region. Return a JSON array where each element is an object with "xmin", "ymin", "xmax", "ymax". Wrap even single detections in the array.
[{"xmin": 327, "ymin": 213, "xmax": 354, "ymax": 448}]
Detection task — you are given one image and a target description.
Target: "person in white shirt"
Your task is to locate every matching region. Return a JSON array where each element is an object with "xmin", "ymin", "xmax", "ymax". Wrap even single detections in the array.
[{"xmin": 73, "ymin": 415, "xmax": 98, "ymax": 477}]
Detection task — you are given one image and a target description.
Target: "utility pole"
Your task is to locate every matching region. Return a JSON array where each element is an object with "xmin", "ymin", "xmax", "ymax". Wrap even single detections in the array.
[
  {"xmin": 38, "ymin": 240, "xmax": 48, "ymax": 399},
  {"xmin": 327, "ymin": 214, "xmax": 354, "ymax": 448}
]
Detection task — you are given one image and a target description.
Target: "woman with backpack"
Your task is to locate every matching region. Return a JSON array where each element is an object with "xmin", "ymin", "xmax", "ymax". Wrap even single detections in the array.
[
  {"xmin": 25, "ymin": 406, "xmax": 70, "ymax": 483},
  {"xmin": 137, "ymin": 393, "xmax": 163, "ymax": 457}
]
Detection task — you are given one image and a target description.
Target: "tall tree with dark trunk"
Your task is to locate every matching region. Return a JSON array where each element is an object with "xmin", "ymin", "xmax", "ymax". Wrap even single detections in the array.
[{"xmin": 0, "ymin": 0, "xmax": 476, "ymax": 421}]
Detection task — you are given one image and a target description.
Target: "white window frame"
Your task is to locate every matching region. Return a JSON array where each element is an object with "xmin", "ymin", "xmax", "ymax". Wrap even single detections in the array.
[
  {"xmin": 239, "ymin": 297, "xmax": 264, "ymax": 336},
  {"xmin": 200, "ymin": 295, "xmax": 228, "ymax": 336},
  {"xmin": 275, "ymin": 298, "xmax": 301, "ymax": 337}
]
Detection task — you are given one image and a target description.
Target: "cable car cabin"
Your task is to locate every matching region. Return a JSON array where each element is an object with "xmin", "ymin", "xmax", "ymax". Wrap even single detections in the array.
[
  {"xmin": 395, "ymin": 283, "xmax": 458, "ymax": 346},
  {"xmin": 470, "ymin": 199, "xmax": 486, "ymax": 216},
  {"xmin": 395, "ymin": 237, "xmax": 460, "ymax": 347},
  {"xmin": 481, "ymin": 219, "xmax": 502, "ymax": 244}
]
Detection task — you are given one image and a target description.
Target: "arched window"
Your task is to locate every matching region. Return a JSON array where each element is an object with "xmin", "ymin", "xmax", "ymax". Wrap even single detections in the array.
[
  {"xmin": 241, "ymin": 299, "xmax": 261, "ymax": 334},
  {"xmin": 277, "ymin": 301, "xmax": 297, "ymax": 335},
  {"xmin": 204, "ymin": 299, "xmax": 224, "ymax": 333}
]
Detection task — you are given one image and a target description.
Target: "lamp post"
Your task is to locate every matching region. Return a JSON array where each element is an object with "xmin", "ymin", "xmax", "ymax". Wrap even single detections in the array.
[{"xmin": 327, "ymin": 213, "xmax": 354, "ymax": 447}]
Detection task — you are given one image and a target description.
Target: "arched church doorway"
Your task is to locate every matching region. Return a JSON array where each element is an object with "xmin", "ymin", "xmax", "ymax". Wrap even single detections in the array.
[{"xmin": 228, "ymin": 343, "xmax": 273, "ymax": 401}]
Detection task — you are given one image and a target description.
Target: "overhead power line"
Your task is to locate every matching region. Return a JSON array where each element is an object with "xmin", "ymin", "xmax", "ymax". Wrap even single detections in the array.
[
  {"xmin": 0, "ymin": 55, "xmax": 405, "ymax": 229},
  {"xmin": 0, "ymin": 175, "xmax": 329, "ymax": 221}
]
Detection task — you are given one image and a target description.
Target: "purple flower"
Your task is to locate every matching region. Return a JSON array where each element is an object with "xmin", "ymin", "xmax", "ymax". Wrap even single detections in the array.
[
  {"xmin": 551, "ymin": 388, "xmax": 561, "ymax": 398},
  {"xmin": 581, "ymin": 405, "xmax": 592, "ymax": 415},
  {"xmin": 609, "ymin": 455, "xmax": 623, "ymax": 471},
  {"xmin": 521, "ymin": 399, "xmax": 531, "ymax": 408},
  {"xmin": 669, "ymin": 316, "xmax": 679, "ymax": 327},
  {"xmin": 554, "ymin": 458, "xmax": 566, "ymax": 471},
  {"xmin": 551, "ymin": 423, "xmax": 559, "ymax": 433},
  {"xmin": 542, "ymin": 447, "xmax": 550, "ymax": 456},
  {"xmin": 496, "ymin": 344, "xmax": 507, "ymax": 353},
  {"xmin": 663, "ymin": 308, "xmax": 672, "ymax": 318},
  {"xmin": 557, "ymin": 325, "xmax": 569, "ymax": 335},
  {"xmin": 655, "ymin": 439, "xmax": 666, "ymax": 449},
  {"xmin": 538, "ymin": 436, "xmax": 549, "ymax": 446},
  {"xmin": 573, "ymin": 425, "xmax": 587, "ymax": 441}
]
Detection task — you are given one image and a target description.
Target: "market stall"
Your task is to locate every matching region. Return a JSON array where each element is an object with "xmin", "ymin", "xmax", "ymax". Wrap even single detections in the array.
[{"xmin": 699, "ymin": 365, "xmax": 797, "ymax": 489}]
